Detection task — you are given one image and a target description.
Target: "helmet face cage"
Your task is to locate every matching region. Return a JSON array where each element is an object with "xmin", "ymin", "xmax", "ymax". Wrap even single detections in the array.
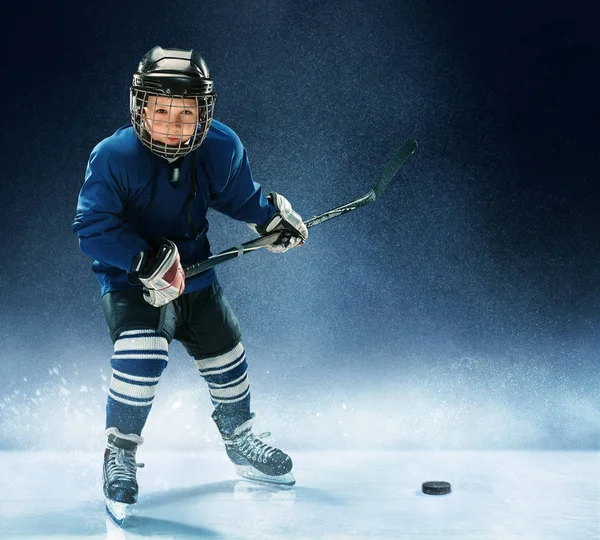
[{"xmin": 130, "ymin": 88, "xmax": 215, "ymax": 159}]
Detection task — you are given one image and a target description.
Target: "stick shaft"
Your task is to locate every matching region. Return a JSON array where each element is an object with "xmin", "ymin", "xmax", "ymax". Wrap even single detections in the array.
[{"xmin": 183, "ymin": 139, "xmax": 417, "ymax": 278}]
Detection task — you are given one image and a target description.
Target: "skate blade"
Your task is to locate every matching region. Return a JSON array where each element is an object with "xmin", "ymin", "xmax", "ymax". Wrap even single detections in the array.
[
  {"xmin": 234, "ymin": 464, "xmax": 296, "ymax": 487},
  {"xmin": 105, "ymin": 498, "xmax": 129, "ymax": 525}
]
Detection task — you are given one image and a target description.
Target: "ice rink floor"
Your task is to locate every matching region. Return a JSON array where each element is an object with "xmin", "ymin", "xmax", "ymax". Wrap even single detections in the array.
[{"xmin": 0, "ymin": 450, "xmax": 597, "ymax": 539}]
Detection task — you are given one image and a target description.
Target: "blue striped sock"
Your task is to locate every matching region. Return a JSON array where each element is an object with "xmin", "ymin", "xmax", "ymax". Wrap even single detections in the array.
[
  {"xmin": 195, "ymin": 342, "xmax": 251, "ymax": 433},
  {"xmin": 105, "ymin": 329, "xmax": 168, "ymax": 436}
]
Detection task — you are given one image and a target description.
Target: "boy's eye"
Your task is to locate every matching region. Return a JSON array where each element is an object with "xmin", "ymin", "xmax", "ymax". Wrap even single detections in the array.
[{"xmin": 155, "ymin": 108, "xmax": 168, "ymax": 114}]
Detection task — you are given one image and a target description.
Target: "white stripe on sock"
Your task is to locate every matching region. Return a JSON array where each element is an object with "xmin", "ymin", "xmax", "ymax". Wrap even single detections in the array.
[
  {"xmin": 111, "ymin": 353, "xmax": 168, "ymax": 361},
  {"xmin": 112, "ymin": 369, "xmax": 161, "ymax": 383},
  {"xmin": 194, "ymin": 343, "xmax": 244, "ymax": 371},
  {"xmin": 208, "ymin": 374, "xmax": 249, "ymax": 400},
  {"xmin": 211, "ymin": 387, "xmax": 250, "ymax": 404},
  {"xmin": 197, "ymin": 353, "xmax": 246, "ymax": 376},
  {"xmin": 110, "ymin": 376, "xmax": 158, "ymax": 400},
  {"xmin": 108, "ymin": 390, "xmax": 154, "ymax": 407},
  {"xmin": 207, "ymin": 371, "xmax": 247, "ymax": 389},
  {"xmin": 114, "ymin": 334, "xmax": 168, "ymax": 353}
]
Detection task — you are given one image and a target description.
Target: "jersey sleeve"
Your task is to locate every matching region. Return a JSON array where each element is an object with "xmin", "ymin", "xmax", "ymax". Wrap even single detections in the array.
[
  {"xmin": 72, "ymin": 146, "xmax": 152, "ymax": 271},
  {"xmin": 207, "ymin": 132, "xmax": 277, "ymax": 226}
]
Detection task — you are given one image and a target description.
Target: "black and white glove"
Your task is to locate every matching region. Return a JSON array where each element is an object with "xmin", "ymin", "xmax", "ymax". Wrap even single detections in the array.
[
  {"xmin": 248, "ymin": 192, "xmax": 308, "ymax": 253},
  {"xmin": 129, "ymin": 238, "xmax": 185, "ymax": 307}
]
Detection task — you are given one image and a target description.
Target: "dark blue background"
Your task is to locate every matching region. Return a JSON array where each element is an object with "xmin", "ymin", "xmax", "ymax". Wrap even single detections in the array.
[{"xmin": 0, "ymin": 0, "xmax": 598, "ymax": 450}]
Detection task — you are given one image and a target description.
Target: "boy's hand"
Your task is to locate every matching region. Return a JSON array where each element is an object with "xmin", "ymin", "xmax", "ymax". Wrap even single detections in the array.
[
  {"xmin": 249, "ymin": 192, "xmax": 308, "ymax": 253},
  {"xmin": 131, "ymin": 238, "xmax": 185, "ymax": 307}
]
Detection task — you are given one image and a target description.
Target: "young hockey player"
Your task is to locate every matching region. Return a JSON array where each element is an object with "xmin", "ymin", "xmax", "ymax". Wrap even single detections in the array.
[{"xmin": 72, "ymin": 46, "xmax": 307, "ymax": 524}]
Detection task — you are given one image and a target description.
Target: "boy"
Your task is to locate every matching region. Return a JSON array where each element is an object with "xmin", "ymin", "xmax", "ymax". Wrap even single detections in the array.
[{"xmin": 72, "ymin": 46, "xmax": 307, "ymax": 522}]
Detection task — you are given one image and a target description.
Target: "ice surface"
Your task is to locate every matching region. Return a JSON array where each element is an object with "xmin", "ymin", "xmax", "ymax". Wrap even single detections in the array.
[{"xmin": 0, "ymin": 450, "xmax": 597, "ymax": 539}]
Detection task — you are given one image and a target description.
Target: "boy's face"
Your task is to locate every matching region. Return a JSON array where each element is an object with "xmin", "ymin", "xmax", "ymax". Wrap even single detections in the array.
[{"xmin": 142, "ymin": 95, "xmax": 200, "ymax": 146}]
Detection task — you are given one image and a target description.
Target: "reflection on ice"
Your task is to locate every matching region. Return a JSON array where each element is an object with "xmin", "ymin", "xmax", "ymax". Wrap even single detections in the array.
[
  {"xmin": 0, "ymin": 450, "xmax": 596, "ymax": 539},
  {"xmin": 233, "ymin": 480, "xmax": 296, "ymax": 505}
]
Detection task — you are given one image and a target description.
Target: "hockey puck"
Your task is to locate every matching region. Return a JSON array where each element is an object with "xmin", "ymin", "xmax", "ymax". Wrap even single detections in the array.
[{"xmin": 422, "ymin": 481, "xmax": 451, "ymax": 495}]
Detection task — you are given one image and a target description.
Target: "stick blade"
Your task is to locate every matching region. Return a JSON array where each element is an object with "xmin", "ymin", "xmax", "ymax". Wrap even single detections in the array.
[{"xmin": 373, "ymin": 139, "xmax": 418, "ymax": 199}]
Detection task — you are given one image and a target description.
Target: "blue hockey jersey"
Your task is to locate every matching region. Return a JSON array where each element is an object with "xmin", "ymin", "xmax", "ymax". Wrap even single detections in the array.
[{"xmin": 73, "ymin": 120, "xmax": 276, "ymax": 296}]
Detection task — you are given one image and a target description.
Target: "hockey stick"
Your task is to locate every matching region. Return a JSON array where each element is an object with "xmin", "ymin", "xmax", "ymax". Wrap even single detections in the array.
[{"xmin": 183, "ymin": 139, "xmax": 418, "ymax": 278}]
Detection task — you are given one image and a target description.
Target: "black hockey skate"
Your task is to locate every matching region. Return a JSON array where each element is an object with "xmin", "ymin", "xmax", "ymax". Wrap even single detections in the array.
[
  {"xmin": 103, "ymin": 430, "xmax": 144, "ymax": 525},
  {"xmin": 213, "ymin": 412, "xmax": 295, "ymax": 487}
]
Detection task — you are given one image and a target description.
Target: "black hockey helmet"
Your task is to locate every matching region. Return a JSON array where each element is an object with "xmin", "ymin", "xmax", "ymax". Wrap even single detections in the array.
[{"xmin": 130, "ymin": 46, "xmax": 216, "ymax": 159}]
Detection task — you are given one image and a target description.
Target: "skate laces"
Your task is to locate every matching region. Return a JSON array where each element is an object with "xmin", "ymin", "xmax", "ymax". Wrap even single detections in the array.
[
  {"xmin": 236, "ymin": 431, "xmax": 277, "ymax": 463},
  {"xmin": 106, "ymin": 443, "xmax": 144, "ymax": 484}
]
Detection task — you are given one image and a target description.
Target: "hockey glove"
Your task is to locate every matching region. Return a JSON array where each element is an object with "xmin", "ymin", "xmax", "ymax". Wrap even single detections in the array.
[
  {"xmin": 248, "ymin": 192, "xmax": 308, "ymax": 253},
  {"xmin": 130, "ymin": 238, "xmax": 185, "ymax": 307}
]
